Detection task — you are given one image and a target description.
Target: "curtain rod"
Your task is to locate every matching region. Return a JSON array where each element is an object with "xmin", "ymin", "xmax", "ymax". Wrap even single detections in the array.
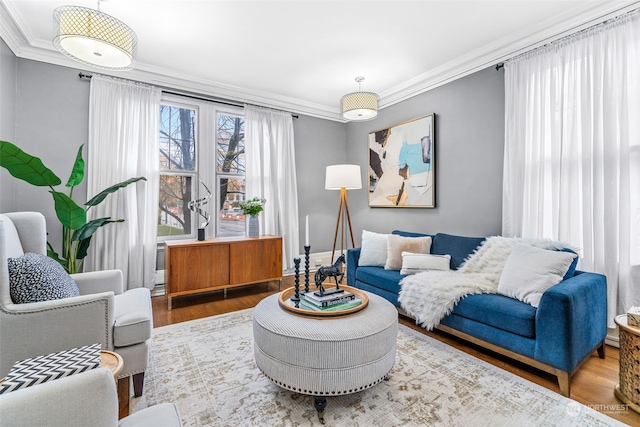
[
  {"xmin": 78, "ymin": 73, "xmax": 299, "ymax": 119},
  {"xmin": 494, "ymin": 5, "xmax": 639, "ymax": 71}
]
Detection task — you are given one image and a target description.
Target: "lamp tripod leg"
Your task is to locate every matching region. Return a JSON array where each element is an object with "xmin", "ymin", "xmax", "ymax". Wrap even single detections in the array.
[
  {"xmin": 331, "ymin": 194, "xmax": 345, "ymax": 263},
  {"xmin": 343, "ymin": 191, "xmax": 355, "ymax": 249}
]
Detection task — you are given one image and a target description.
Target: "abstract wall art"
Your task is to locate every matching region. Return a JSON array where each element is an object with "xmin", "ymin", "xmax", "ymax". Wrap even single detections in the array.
[{"xmin": 368, "ymin": 114, "xmax": 435, "ymax": 208}]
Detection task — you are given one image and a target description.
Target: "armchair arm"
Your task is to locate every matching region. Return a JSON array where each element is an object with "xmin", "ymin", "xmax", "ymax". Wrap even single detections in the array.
[
  {"xmin": 534, "ymin": 271, "xmax": 607, "ymax": 372},
  {"xmin": 0, "ymin": 368, "xmax": 117, "ymax": 427},
  {"xmin": 0, "ymin": 292, "xmax": 115, "ymax": 377},
  {"xmin": 72, "ymin": 269, "xmax": 124, "ymax": 295},
  {"xmin": 347, "ymin": 248, "xmax": 361, "ymax": 287}
]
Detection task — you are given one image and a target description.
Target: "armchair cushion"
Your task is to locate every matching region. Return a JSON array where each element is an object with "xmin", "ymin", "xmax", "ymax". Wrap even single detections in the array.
[
  {"xmin": 113, "ymin": 288, "xmax": 152, "ymax": 347},
  {"xmin": 8, "ymin": 253, "xmax": 80, "ymax": 304}
]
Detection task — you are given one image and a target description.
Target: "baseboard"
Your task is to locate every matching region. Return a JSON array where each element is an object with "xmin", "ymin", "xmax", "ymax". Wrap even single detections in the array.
[
  {"xmin": 151, "ymin": 283, "xmax": 165, "ymax": 297},
  {"xmin": 605, "ymin": 332, "xmax": 619, "ymax": 348},
  {"xmin": 155, "ymin": 270, "xmax": 165, "ymax": 285}
]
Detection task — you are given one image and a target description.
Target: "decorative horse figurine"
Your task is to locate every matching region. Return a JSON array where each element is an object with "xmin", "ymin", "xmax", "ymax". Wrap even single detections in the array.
[{"xmin": 314, "ymin": 254, "xmax": 346, "ymax": 296}]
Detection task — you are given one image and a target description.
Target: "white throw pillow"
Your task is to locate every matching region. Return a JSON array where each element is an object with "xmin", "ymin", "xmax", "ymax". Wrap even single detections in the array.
[
  {"xmin": 359, "ymin": 230, "xmax": 389, "ymax": 267},
  {"xmin": 400, "ymin": 252, "xmax": 451, "ymax": 275},
  {"xmin": 497, "ymin": 243, "xmax": 577, "ymax": 307},
  {"xmin": 385, "ymin": 234, "xmax": 432, "ymax": 270}
]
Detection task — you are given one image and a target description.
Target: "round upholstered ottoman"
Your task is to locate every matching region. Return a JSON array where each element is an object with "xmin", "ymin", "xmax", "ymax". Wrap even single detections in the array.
[{"xmin": 253, "ymin": 291, "xmax": 397, "ymax": 423}]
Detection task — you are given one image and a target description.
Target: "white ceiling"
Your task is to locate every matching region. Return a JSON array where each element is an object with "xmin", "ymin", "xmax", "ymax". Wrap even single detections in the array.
[{"xmin": 1, "ymin": 0, "xmax": 639, "ymax": 121}]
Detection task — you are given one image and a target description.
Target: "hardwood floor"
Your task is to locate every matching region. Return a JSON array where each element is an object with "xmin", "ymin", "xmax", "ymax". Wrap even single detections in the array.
[{"xmin": 151, "ymin": 277, "xmax": 639, "ymax": 425}]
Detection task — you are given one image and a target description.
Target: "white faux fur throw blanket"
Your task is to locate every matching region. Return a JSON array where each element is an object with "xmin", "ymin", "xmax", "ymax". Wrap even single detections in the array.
[{"xmin": 398, "ymin": 236, "xmax": 569, "ymax": 330}]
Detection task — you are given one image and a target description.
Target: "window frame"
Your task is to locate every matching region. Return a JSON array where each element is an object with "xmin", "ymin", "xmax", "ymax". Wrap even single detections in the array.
[
  {"xmin": 157, "ymin": 95, "xmax": 245, "ymax": 243},
  {"xmin": 158, "ymin": 97, "xmax": 199, "ymax": 242},
  {"xmin": 214, "ymin": 109, "xmax": 246, "ymax": 237}
]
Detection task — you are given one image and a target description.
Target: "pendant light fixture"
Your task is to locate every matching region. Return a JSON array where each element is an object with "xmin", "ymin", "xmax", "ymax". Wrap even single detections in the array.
[
  {"xmin": 53, "ymin": 0, "xmax": 137, "ymax": 70},
  {"xmin": 340, "ymin": 76, "xmax": 379, "ymax": 121}
]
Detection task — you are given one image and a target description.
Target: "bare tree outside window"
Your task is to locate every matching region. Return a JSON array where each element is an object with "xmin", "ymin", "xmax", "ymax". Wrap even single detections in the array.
[
  {"xmin": 157, "ymin": 102, "xmax": 247, "ymax": 240},
  {"xmin": 217, "ymin": 113, "xmax": 246, "ymax": 235},
  {"xmin": 158, "ymin": 105, "xmax": 196, "ymax": 236}
]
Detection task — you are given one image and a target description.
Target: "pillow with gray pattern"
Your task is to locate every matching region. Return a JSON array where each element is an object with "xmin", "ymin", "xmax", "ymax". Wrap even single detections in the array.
[{"xmin": 8, "ymin": 253, "xmax": 80, "ymax": 304}]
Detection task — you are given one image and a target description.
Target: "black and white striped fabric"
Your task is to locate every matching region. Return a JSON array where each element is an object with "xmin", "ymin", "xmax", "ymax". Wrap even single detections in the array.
[{"xmin": 0, "ymin": 343, "xmax": 101, "ymax": 394}]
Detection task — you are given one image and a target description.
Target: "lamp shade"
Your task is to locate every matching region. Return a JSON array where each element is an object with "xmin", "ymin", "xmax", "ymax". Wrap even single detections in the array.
[
  {"xmin": 325, "ymin": 164, "xmax": 362, "ymax": 190},
  {"xmin": 341, "ymin": 91, "xmax": 379, "ymax": 121},
  {"xmin": 53, "ymin": 6, "xmax": 137, "ymax": 70}
]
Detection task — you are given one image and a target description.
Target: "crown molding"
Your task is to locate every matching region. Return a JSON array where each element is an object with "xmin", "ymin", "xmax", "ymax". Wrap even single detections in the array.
[
  {"xmin": 2, "ymin": 0, "xmax": 638, "ymax": 122},
  {"xmin": 0, "ymin": 1, "xmax": 26, "ymax": 54},
  {"xmin": 9, "ymin": 43, "xmax": 346, "ymax": 122},
  {"xmin": 379, "ymin": 0, "xmax": 640, "ymax": 109}
]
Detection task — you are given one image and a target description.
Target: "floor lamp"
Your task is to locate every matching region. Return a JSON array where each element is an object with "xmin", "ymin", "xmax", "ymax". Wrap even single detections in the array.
[{"xmin": 325, "ymin": 164, "xmax": 362, "ymax": 262}]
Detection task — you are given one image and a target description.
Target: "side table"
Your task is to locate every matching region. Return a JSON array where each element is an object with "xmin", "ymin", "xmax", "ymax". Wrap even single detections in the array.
[
  {"xmin": 100, "ymin": 350, "xmax": 124, "ymax": 381},
  {"xmin": 614, "ymin": 314, "xmax": 640, "ymax": 413}
]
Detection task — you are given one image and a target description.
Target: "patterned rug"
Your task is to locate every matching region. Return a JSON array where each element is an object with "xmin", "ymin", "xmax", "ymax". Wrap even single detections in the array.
[{"xmin": 131, "ymin": 309, "xmax": 622, "ymax": 427}]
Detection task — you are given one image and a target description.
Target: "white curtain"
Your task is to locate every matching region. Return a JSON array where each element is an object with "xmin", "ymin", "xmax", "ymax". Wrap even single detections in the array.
[
  {"xmin": 245, "ymin": 105, "xmax": 299, "ymax": 269},
  {"xmin": 85, "ymin": 75, "xmax": 161, "ymax": 290},
  {"xmin": 503, "ymin": 9, "xmax": 640, "ymax": 327}
]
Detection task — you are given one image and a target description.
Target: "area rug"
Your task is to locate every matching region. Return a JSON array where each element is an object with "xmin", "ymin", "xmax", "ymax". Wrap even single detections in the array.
[{"xmin": 131, "ymin": 309, "xmax": 623, "ymax": 427}]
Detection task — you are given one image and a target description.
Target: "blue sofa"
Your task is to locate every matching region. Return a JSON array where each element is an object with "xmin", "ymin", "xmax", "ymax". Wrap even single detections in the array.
[{"xmin": 347, "ymin": 231, "xmax": 607, "ymax": 397}]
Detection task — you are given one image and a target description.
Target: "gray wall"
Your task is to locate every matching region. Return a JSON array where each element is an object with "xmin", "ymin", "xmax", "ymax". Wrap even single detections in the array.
[
  {"xmin": 293, "ymin": 114, "xmax": 346, "ymax": 253},
  {"xmin": 3, "ymin": 57, "xmax": 90, "ymax": 253},
  {"xmin": 1, "ymin": 50, "xmax": 505, "ymax": 262},
  {"xmin": 0, "ymin": 38, "xmax": 17, "ymax": 213},
  {"xmin": 346, "ymin": 67, "xmax": 505, "ymax": 243}
]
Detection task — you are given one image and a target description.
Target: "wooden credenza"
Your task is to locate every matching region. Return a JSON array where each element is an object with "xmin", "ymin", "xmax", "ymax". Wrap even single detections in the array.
[{"xmin": 164, "ymin": 235, "xmax": 283, "ymax": 309}]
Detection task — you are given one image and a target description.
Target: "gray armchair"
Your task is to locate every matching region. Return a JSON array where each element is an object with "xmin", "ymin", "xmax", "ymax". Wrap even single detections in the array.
[
  {"xmin": 0, "ymin": 212, "xmax": 152, "ymax": 401},
  {"xmin": 0, "ymin": 368, "xmax": 180, "ymax": 427}
]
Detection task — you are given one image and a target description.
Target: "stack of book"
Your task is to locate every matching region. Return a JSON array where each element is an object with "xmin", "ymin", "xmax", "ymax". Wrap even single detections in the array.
[{"xmin": 300, "ymin": 289, "xmax": 362, "ymax": 312}]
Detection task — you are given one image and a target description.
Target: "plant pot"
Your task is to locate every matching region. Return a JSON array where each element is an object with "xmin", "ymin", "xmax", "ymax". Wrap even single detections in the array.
[{"xmin": 248, "ymin": 215, "xmax": 259, "ymax": 238}]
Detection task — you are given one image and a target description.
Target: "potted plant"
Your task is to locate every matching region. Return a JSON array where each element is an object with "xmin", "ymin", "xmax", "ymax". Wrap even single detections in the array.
[
  {"xmin": 232, "ymin": 197, "xmax": 266, "ymax": 237},
  {"xmin": 0, "ymin": 140, "xmax": 145, "ymax": 273}
]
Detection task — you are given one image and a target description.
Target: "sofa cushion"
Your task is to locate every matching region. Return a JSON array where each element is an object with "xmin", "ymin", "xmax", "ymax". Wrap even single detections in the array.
[
  {"xmin": 497, "ymin": 243, "xmax": 576, "ymax": 307},
  {"xmin": 431, "ymin": 233, "xmax": 485, "ymax": 270},
  {"xmin": 359, "ymin": 230, "xmax": 389, "ymax": 267},
  {"xmin": 356, "ymin": 266, "xmax": 403, "ymax": 296},
  {"xmin": 385, "ymin": 234, "xmax": 432, "ymax": 270},
  {"xmin": 400, "ymin": 252, "xmax": 451, "ymax": 275},
  {"xmin": 8, "ymin": 253, "xmax": 80, "ymax": 304},
  {"xmin": 113, "ymin": 288, "xmax": 152, "ymax": 347},
  {"xmin": 452, "ymin": 293, "xmax": 537, "ymax": 338}
]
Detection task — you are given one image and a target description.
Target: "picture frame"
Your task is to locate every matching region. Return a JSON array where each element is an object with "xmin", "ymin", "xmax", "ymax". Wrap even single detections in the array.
[{"xmin": 368, "ymin": 113, "xmax": 435, "ymax": 208}]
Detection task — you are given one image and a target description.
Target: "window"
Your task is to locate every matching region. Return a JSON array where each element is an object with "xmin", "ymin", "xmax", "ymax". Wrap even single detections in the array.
[
  {"xmin": 157, "ymin": 96, "xmax": 245, "ymax": 240},
  {"xmin": 158, "ymin": 103, "xmax": 197, "ymax": 237},
  {"xmin": 216, "ymin": 113, "xmax": 246, "ymax": 235}
]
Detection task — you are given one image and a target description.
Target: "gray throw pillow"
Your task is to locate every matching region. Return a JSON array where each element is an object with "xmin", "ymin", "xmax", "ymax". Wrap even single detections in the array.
[{"xmin": 8, "ymin": 253, "xmax": 80, "ymax": 304}]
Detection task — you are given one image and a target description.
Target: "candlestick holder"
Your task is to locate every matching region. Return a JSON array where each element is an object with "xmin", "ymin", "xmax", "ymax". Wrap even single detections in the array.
[
  {"xmin": 304, "ymin": 245, "xmax": 310, "ymax": 293},
  {"xmin": 291, "ymin": 258, "xmax": 301, "ymax": 308}
]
